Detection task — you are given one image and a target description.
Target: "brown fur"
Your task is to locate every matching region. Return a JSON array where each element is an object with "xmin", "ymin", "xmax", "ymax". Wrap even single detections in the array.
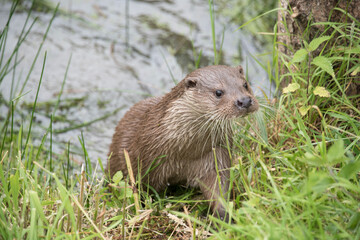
[{"xmin": 107, "ymin": 65, "xmax": 259, "ymax": 219}]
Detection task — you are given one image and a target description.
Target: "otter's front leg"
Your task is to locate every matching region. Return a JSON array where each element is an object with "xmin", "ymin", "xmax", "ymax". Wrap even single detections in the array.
[{"xmin": 198, "ymin": 148, "xmax": 231, "ymax": 220}]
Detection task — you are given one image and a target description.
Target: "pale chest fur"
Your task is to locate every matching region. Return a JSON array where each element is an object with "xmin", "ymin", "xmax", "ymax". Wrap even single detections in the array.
[{"xmin": 140, "ymin": 97, "xmax": 233, "ymax": 190}]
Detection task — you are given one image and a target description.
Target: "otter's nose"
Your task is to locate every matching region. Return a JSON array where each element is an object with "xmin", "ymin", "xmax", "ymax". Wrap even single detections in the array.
[{"xmin": 236, "ymin": 97, "xmax": 252, "ymax": 109}]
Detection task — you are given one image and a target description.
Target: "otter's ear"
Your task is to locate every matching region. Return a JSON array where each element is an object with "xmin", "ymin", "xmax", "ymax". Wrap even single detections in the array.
[
  {"xmin": 236, "ymin": 65, "xmax": 244, "ymax": 75},
  {"xmin": 185, "ymin": 77, "xmax": 197, "ymax": 89}
]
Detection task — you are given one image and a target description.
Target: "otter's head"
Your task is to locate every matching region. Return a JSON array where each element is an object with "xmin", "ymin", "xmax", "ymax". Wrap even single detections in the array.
[{"xmin": 182, "ymin": 65, "xmax": 259, "ymax": 119}]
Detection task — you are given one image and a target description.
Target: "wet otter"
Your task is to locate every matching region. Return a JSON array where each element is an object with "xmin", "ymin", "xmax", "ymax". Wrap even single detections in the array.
[{"xmin": 107, "ymin": 65, "xmax": 259, "ymax": 219}]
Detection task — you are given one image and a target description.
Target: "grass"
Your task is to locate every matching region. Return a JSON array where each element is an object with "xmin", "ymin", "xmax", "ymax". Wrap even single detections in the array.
[{"xmin": 1, "ymin": 0, "xmax": 360, "ymax": 239}]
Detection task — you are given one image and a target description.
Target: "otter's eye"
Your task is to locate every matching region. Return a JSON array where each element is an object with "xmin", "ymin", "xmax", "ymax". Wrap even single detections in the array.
[
  {"xmin": 243, "ymin": 82, "xmax": 248, "ymax": 90},
  {"xmin": 215, "ymin": 90, "xmax": 224, "ymax": 98}
]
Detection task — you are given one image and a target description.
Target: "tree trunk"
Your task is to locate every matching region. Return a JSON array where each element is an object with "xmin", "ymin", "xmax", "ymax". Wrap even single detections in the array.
[{"xmin": 278, "ymin": 0, "xmax": 360, "ymax": 94}]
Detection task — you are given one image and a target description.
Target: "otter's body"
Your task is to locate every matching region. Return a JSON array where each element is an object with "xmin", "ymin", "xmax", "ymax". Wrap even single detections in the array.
[{"xmin": 107, "ymin": 65, "xmax": 259, "ymax": 218}]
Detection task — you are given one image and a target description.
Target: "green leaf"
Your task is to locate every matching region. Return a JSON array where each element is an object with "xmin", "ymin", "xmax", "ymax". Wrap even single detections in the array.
[
  {"xmin": 338, "ymin": 160, "xmax": 360, "ymax": 179},
  {"xmin": 107, "ymin": 214, "xmax": 124, "ymax": 222},
  {"xmin": 312, "ymin": 56, "xmax": 335, "ymax": 78},
  {"xmin": 347, "ymin": 212, "xmax": 360, "ymax": 230},
  {"xmin": 283, "ymin": 83, "xmax": 300, "ymax": 94},
  {"xmin": 29, "ymin": 208, "xmax": 37, "ymax": 240},
  {"xmin": 313, "ymin": 86, "xmax": 330, "ymax": 97},
  {"xmin": 351, "ymin": 66, "xmax": 360, "ymax": 76},
  {"xmin": 291, "ymin": 49, "xmax": 308, "ymax": 63},
  {"xmin": 327, "ymin": 139, "xmax": 347, "ymax": 164},
  {"xmin": 53, "ymin": 177, "xmax": 76, "ymax": 230},
  {"xmin": 244, "ymin": 197, "xmax": 260, "ymax": 207},
  {"xmin": 303, "ymin": 40, "xmax": 309, "ymax": 50},
  {"xmin": 304, "ymin": 172, "xmax": 334, "ymax": 195},
  {"xmin": 345, "ymin": 46, "xmax": 360, "ymax": 54},
  {"xmin": 299, "ymin": 105, "xmax": 311, "ymax": 116},
  {"xmin": 118, "ymin": 181, "xmax": 133, "ymax": 198},
  {"xmin": 299, "ymin": 151, "xmax": 325, "ymax": 166},
  {"xmin": 308, "ymin": 36, "xmax": 331, "ymax": 52},
  {"xmin": 29, "ymin": 190, "xmax": 48, "ymax": 224},
  {"xmin": 112, "ymin": 171, "xmax": 123, "ymax": 185},
  {"xmin": 10, "ymin": 172, "xmax": 20, "ymax": 211}
]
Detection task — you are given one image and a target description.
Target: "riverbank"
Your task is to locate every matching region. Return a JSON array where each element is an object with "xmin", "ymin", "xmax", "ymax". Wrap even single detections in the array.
[{"xmin": 1, "ymin": 1, "xmax": 359, "ymax": 239}]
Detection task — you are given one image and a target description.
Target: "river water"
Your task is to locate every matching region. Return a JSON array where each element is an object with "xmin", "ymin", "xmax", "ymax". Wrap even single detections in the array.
[{"xmin": 0, "ymin": 0, "xmax": 271, "ymax": 165}]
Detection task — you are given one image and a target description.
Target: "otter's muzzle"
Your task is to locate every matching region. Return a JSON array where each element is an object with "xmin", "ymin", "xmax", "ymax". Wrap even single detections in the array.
[{"xmin": 235, "ymin": 96, "xmax": 252, "ymax": 109}]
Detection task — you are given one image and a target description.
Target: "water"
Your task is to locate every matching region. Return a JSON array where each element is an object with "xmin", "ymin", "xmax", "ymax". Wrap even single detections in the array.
[{"xmin": 0, "ymin": 0, "xmax": 271, "ymax": 165}]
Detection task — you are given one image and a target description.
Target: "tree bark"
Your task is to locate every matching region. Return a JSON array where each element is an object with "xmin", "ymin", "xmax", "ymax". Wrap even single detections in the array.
[{"xmin": 278, "ymin": 0, "xmax": 360, "ymax": 94}]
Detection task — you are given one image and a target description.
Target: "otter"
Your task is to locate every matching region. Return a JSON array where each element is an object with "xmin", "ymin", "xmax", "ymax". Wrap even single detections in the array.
[{"xmin": 107, "ymin": 65, "xmax": 259, "ymax": 219}]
